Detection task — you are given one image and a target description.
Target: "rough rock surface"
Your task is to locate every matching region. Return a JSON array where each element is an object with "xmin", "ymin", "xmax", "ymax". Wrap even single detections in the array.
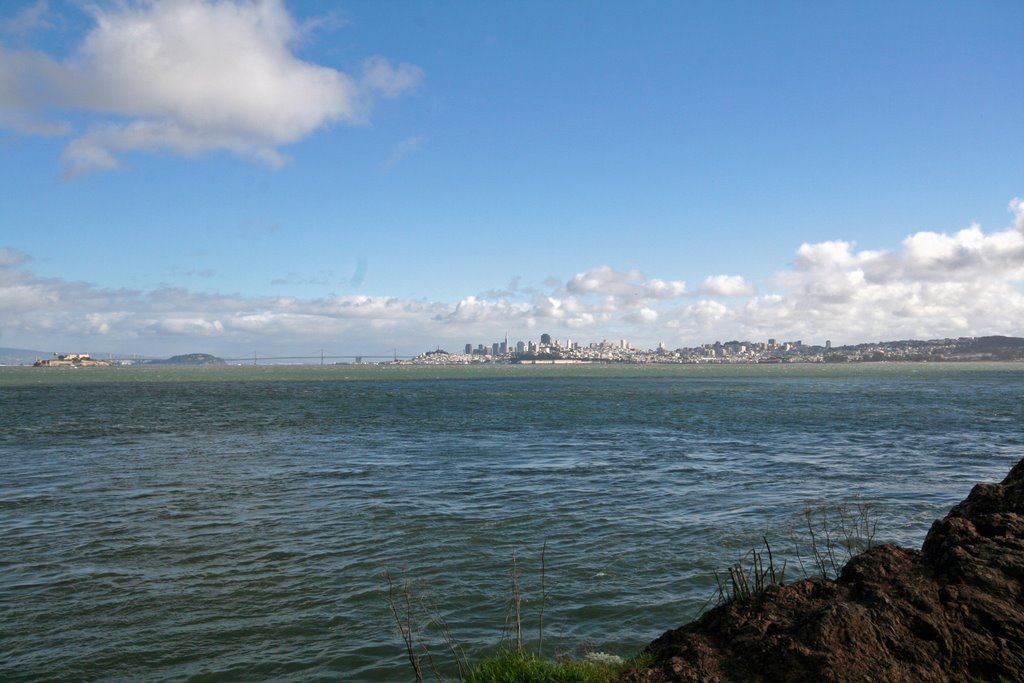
[{"xmin": 623, "ymin": 459, "xmax": 1024, "ymax": 682}]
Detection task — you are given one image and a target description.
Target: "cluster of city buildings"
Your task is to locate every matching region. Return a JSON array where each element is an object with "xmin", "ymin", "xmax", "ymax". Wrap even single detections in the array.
[
  {"xmin": 459, "ymin": 333, "xmax": 635, "ymax": 359},
  {"xmin": 403, "ymin": 335, "xmax": 1024, "ymax": 365}
]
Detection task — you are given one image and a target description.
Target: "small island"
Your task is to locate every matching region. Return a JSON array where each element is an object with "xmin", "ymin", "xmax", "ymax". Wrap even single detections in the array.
[{"xmin": 33, "ymin": 353, "xmax": 112, "ymax": 367}]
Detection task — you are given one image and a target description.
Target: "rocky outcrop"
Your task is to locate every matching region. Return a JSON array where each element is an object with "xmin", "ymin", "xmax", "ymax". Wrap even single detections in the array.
[{"xmin": 625, "ymin": 459, "xmax": 1024, "ymax": 682}]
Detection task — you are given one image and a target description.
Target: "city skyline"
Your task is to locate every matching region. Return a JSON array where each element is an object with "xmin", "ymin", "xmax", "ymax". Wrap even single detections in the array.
[
  {"xmin": 9, "ymin": 331, "xmax": 1022, "ymax": 367},
  {"xmin": 1, "ymin": 0, "xmax": 1022, "ymax": 357}
]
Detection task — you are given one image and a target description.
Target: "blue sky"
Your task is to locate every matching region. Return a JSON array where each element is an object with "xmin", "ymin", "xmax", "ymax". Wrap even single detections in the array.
[{"xmin": 1, "ymin": 0, "xmax": 1022, "ymax": 357}]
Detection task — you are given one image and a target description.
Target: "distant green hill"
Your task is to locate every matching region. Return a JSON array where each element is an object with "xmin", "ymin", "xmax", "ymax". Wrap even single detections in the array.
[{"xmin": 146, "ymin": 353, "xmax": 226, "ymax": 366}]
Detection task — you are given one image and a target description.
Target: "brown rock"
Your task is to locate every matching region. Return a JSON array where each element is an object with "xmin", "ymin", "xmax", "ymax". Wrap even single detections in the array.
[{"xmin": 623, "ymin": 459, "xmax": 1024, "ymax": 682}]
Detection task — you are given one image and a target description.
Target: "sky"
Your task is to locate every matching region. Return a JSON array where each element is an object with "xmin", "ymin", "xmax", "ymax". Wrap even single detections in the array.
[{"xmin": 1, "ymin": 0, "xmax": 1022, "ymax": 358}]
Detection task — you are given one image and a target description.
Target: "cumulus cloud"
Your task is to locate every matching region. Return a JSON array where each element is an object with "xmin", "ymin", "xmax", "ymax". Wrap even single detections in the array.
[
  {"xmin": 699, "ymin": 274, "xmax": 755, "ymax": 297},
  {"xmin": 625, "ymin": 307, "xmax": 659, "ymax": 324},
  {"xmin": 566, "ymin": 265, "xmax": 687, "ymax": 301},
  {"xmin": 444, "ymin": 296, "xmax": 530, "ymax": 323},
  {"xmin": 0, "ymin": 0, "xmax": 423, "ymax": 174},
  {"xmin": 727, "ymin": 202, "xmax": 1024, "ymax": 343}
]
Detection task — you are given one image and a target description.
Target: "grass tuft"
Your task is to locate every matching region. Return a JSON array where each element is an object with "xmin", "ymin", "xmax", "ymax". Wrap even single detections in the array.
[
  {"xmin": 464, "ymin": 649, "xmax": 648, "ymax": 683},
  {"xmin": 710, "ymin": 501, "xmax": 879, "ymax": 609},
  {"xmin": 714, "ymin": 536, "xmax": 787, "ymax": 605}
]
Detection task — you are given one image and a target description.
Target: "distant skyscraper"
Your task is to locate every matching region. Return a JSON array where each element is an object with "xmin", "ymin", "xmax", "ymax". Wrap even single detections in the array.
[
  {"xmin": 492, "ymin": 342, "xmax": 500, "ymax": 356},
  {"xmin": 826, "ymin": 340, "xmax": 832, "ymax": 349},
  {"xmin": 465, "ymin": 343, "xmax": 473, "ymax": 354}
]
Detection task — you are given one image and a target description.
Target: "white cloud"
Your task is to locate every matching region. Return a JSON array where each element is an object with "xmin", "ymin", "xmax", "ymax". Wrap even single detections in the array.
[
  {"xmin": 646, "ymin": 278, "xmax": 688, "ymax": 298},
  {"xmin": 732, "ymin": 202, "xmax": 1024, "ymax": 343},
  {"xmin": 152, "ymin": 317, "xmax": 225, "ymax": 336},
  {"xmin": 625, "ymin": 307, "xmax": 659, "ymax": 324},
  {"xmin": 684, "ymin": 299, "xmax": 733, "ymax": 327},
  {"xmin": 0, "ymin": 0, "xmax": 423, "ymax": 174},
  {"xmin": 567, "ymin": 266, "xmax": 643, "ymax": 295},
  {"xmin": 444, "ymin": 296, "xmax": 530, "ymax": 323},
  {"xmin": 1012, "ymin": 197, "xmax": 1024, "ymax": 232},
  {"xmin": 566, "ymin": 266, "xmax": 687, "ymax": 302},
  {"xmin": 359, "ymin": 57, "xmax": 424, "ymax": 99},
  {"xmin": 532, "ymin": 296, "xmax": 571, "ymax": 320},
  {"xmin": 699, "ymin": 274, "xmax": 755, "ymax": 297},
  {"xmin": 896, "ymin": 224, "xmax": 1024, "ymax": 280}
]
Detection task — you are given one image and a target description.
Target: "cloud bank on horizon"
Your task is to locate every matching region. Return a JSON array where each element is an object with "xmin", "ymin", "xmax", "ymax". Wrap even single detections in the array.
[
  {"xmin": 2, "ymin": 198, "xmax": 1022, "ymax": 355},
  {"xmin": 0, "ymin": 0, "xmax": 421, "ymax": 175}
]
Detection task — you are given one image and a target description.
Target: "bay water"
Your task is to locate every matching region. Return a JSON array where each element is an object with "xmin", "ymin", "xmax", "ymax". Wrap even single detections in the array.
[{"xmin": 1, "ymin": 363, "xmax": 1021, "ymax": 681}]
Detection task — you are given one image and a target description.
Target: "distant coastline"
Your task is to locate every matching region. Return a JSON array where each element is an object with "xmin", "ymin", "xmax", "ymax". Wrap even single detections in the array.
[
  {"xmin": 402, "ymin": 334, "xmax": 1024, "ymax": 366},
  {"xmin": 5, "ymin": 335, "xmax": 1023, "ymax": 368}
]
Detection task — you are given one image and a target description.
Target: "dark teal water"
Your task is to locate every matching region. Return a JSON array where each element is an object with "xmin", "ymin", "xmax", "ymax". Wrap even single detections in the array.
[{"xmin": 1, "ymin": 363, "xmax": 1021, "ymax": 680}]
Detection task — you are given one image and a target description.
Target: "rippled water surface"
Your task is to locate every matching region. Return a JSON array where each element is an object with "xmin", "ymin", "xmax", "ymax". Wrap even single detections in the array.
[{"xmin": 2, "ymin": 363, "xmax": 1022, "ymax": 680}]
